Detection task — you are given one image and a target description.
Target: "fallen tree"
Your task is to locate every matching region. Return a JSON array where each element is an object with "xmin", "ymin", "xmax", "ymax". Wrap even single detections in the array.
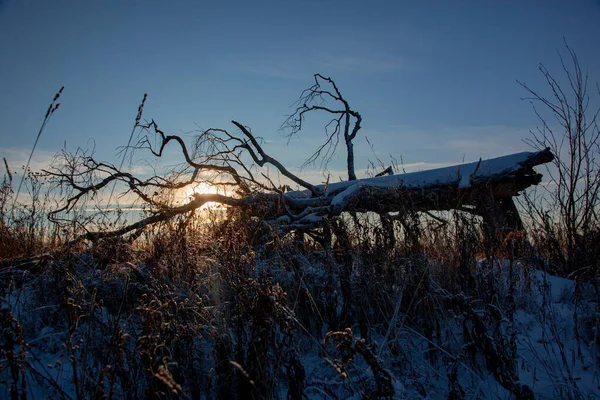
[{"xmin": 42, "ymin": 74, "xmax": 553, "ymax": 244}]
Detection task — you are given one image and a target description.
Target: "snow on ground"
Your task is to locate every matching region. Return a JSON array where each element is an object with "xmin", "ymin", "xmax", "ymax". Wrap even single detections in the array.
[
  {"xmin": 289, "ymin": 263, "xmax": 599, "ymax": 399},
  {"xmin": 2, "ymin": 261, "xmax": 598, "ymax": 399},
  {"xmin": 515, "ymin": 270, "xmax": 599, "ymax": 399}
]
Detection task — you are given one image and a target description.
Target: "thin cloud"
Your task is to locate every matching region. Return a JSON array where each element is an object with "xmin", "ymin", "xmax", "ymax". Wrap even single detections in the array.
[
  {"xmin": 1, "ymin": 147, "xmax": 56, "ymax": 174},
  {"xmin": 376, "ymin": 124, "xmax": 532, "ymax": 161},
  {"xmin": 317, "ymin": 54, "xmax": 403, "ymax": 74},
  {"xmin": 0, "ymin": 147, "xmax": 155, "ymax": 184},
  {"xmin": 228, "ymin": 60, "xmax": 309, "ymax": 80},
  {"xmin": 224, "ymin": 50, "xmax": 404, "ymax": 80}
]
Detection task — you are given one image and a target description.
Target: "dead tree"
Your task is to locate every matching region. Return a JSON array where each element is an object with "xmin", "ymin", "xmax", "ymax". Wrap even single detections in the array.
[
  {"xmin": 281, "ymin": 74, "xmax": 362, "ymax": 181},
  {"xmin": 42, "ymin": 76, "xmax": 553, "ymax": 245},
  {"xmin": 44, "ymin": 119, "xmax": 324, "ymax": 241},
  {"xmin": 518, "ymin": 41, "xmax": 600, "ymax": 273}
]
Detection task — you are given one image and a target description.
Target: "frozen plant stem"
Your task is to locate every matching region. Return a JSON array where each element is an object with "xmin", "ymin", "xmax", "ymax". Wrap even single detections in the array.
[
  {"xmin": 106, "ymin": 93, "xmax": 148, "ymax": 208},
  {"xmin": 14, "ymin": 86, "xmax": 64, "ymax": 210}
]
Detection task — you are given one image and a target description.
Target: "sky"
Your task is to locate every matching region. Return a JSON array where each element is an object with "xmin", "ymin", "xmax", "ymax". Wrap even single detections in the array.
[{"xmin": 1, "ymin": 0, "xmax": 600, "ymax": 188}]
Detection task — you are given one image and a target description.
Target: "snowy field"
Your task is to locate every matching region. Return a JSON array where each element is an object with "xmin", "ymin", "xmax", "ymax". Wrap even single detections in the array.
[{"xmin": 2, "ymin": 254, "xmax": 598, "ymax": 399}]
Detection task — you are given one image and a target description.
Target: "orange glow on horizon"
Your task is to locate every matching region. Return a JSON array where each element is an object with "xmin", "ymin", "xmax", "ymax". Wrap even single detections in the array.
[{"xmin": 177, "ymin": 182, "xmax": 226, "ymax": 211}]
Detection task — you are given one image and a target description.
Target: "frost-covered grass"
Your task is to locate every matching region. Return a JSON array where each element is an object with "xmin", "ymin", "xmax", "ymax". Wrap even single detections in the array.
[{"xmin": 1, "ymin": 213, "xmax": 599, "ymax": 399}]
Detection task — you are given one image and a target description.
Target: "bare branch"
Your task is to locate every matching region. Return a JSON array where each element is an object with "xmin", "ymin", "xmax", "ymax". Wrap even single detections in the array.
[
  {"xmin": 231, "ymin": 121, "xmax": 323, "ymax": 197},
  {"xmin": 519, "ymin": 41, "xmax": 600, "ymax": 272},
  {"xmin": 43, "ymin": 76, "xmax": 555, "ymax": 245},
  {"xmin": 281, "ymin": 74, "xmax": 362, "ymax": 181}
]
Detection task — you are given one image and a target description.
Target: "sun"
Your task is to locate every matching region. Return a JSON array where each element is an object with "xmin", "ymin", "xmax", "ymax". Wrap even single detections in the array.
[{"xmin": 177, "ymin": 182, "xmax": 224, "ymax": 210}]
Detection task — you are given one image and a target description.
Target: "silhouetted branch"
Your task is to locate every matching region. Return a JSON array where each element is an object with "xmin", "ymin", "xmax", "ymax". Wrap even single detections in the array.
[
  {"xmin": 282, "ymin": 74, "xmax": 362, "ymax": 181},
  {"xmin": 44, "ymin": 77, "xmax": 554, "ymax": 243},
  {"xmin": 518, "ymin": 40, "xmax": 600, "ymax": 273}
]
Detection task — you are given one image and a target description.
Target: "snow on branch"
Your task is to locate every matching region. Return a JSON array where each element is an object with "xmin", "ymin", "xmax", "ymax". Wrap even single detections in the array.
[
  {"xmin": 284, "ymin": 148, "xmax": 554, "ymax": 216},
  {"xmin": 43, "ymin": 76, "xmax": 554, "ymax": 242}
]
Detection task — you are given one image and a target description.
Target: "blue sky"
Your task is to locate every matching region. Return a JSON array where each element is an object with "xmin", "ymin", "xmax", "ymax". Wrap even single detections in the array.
[{"xmin": 1, "ymin": 0, "xmax": 599, "ymax": 184}]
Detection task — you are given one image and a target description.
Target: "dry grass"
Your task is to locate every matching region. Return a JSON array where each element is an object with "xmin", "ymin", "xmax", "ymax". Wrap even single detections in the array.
[{"xmin": 0, "ymin": 169, "xmax": 598, "ymax": 399}]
